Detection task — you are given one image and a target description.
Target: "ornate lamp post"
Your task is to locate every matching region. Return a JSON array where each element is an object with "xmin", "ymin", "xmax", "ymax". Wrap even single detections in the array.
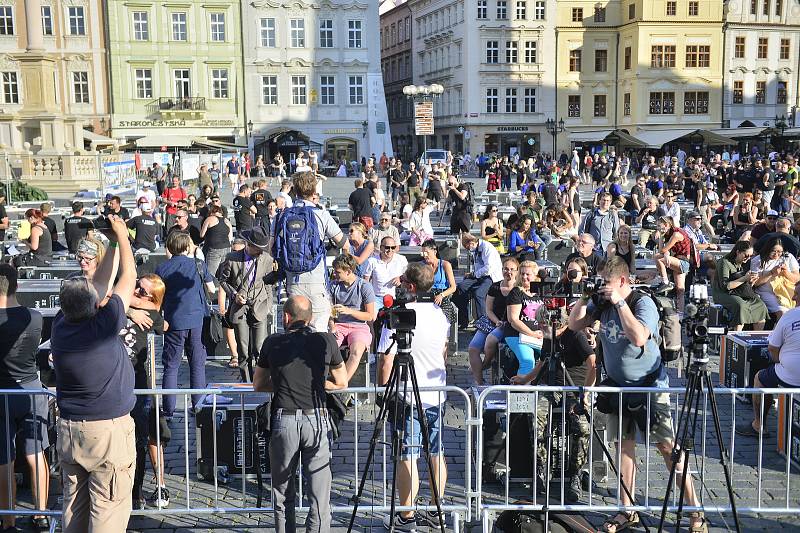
[
  {"xmin": 402, "ymin": 83, "xmax": 444, "ymax": 160},
  {"xmin": 545, "ymin": 117, "xmax": 565, "ymax": 157}
]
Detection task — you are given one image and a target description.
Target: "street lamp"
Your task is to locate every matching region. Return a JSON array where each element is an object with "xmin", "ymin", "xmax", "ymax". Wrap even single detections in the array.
[
  {"xmin": 246, "ymin": 120, "xmax": 254, "ymax": 151},
  {"xmin": 362, "ymin": 120, "xmax": 369, "ymax": 138},
  {"xmin": 545, "ymin": 117, "xmax": 565, "ymax": 156},
  {"xmin": 403, "ymin": 83, "xmax": 445, "ymax": 159}
]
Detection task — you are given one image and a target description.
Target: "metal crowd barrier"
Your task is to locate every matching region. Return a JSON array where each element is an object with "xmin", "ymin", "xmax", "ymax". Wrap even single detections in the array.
[
  {"xmin": 475, "ymin": 384, "xmax": 800, "ymax": 531},
  {"xmin": 1, "ymin": 385, "xmax": 474, "ymax": 532}
]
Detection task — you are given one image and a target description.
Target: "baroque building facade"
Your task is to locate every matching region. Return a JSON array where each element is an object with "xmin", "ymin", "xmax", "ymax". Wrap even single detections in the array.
[{"xmin": 242, "ymin": 0, "xmax": 391, "ymax": 165}]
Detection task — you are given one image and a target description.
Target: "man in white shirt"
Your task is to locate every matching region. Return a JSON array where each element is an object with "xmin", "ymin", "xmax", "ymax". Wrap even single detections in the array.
[
  {"xmin": 136, "ymin": 181, "xmax": 158, "ymax": 212},
  {"xmin": 737, "ymin": 280, "xmax": 800, "ymax": 438},
  {"xmin": 381, "ymin": 262, "xmax": 449, "ymax": 531},
  {"xmin": 363, "ymin": 236, "xmax": 408, "ymax": 385},
  {"xmin": 453, "ymin": 233, "xmax": 503, "ymax": 330}
]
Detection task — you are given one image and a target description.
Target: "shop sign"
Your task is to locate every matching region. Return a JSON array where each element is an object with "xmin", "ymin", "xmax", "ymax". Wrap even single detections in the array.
[
  {"xmin": 117, "ymin": 119, "xmax": 236, "ymax": 128},
  {"xmin": 497, "ymin": 126, "xmax": 529, "ymax": 132},
  {"xmin": 323, "ymin": 128, "xmax": 361, "ymax": 134},
  {"xmin": 415, "ymin": 102, "xmax": 434, "ymax": 135}
]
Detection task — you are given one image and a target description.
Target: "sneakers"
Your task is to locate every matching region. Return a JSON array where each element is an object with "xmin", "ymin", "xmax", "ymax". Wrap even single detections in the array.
[
  {"xmin": 651, "ymin": 281, "xmax": 674, "ymax": 293},
  {"xmin": 416, "ymin": 510, "xmax": 446, "ymax": 528},
  {"xmin": 132, "ymin": 497, "xmax": 146, "ymax": 510},
  {"xmin": 565, "ymin": 475, "xmax": 582, "ymax": 503},
  {"xmin": 148, "ymin": 486, "xmax": 170, "ymax": 508},
  {"xmin": 382, "ymin": 513, "xmax": 417, "ymax": 531}
]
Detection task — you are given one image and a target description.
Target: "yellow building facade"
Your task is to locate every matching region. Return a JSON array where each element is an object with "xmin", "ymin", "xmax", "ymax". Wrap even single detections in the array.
[{"xmin": 556, "ymin": 0, "xmax": 724, "ymax": 148}]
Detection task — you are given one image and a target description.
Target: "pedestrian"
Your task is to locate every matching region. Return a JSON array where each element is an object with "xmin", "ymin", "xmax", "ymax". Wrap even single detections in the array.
[
  {"xmin": 253, "ymin": 296, "xmax": 348, "ymax": 533},
  {"xmin": 161, "ymin": 175, "xmax": 187, "ymax": 229},
  {"xmin": 51, "ymin": 215, "xmax": 138, "ymax": 533},
  {"xmin": 0, "ymin": 264, "xmax": 50, "ymax": 532},
  {"xmin": 155, "ymin": 232, "xmax": 216, "ymax": 418},
  {"xmin": 217, "ymin": 227, "xmax": 277, "ymax": 381}
]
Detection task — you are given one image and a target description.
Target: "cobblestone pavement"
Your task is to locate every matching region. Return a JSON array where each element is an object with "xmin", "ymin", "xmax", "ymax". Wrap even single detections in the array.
[{"xmin": 11, "ymin": 178, "xmax": 800, "ymax": 531}]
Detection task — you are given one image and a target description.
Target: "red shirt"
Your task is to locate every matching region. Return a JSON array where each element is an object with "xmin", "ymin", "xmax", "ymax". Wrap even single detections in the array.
[{"xmin": 161, "ymin": 187, "xmax": 187, "ymax": 215}]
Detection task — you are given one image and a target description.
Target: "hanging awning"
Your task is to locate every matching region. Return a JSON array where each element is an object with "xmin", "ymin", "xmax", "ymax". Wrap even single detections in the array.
[
  {"xmin": 709, "ymin": 127, "xmax": 766, "ymax": 139},
  {"xmin": 82, "ymin": 129, "xmax": 117, "ymax": 146},
  {"xmin": 191, "ymin": 138, "xmax": 247, "ymax": 151},
  {"xmin": 134, "ymin": 134, "xmax": 197, "ymax": 148},
  {"xmin": 634, "ymin": 129, "xmax": 736, "ymax": 148},
  {"xmin": 568, "ymin": 130, "xmax": 614, "ymax": 143},
  {"xmin": 781, "ymin": 127, "xmax": 800, "ymax": 137},
  {"xmin": 605, "ymin": 130, "xmax": 648, "ymax": 148}
]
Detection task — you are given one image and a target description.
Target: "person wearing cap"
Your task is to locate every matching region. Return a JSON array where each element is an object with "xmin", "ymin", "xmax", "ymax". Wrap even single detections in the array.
[
  {"xmin": 750, "ymin": 209, "xmax": 780, "ymax": 242},
  {"xmin": 127, "ymin": 201, "xmax": 161, "ymax": 253},
  {"xmin": 137, "ymin": 181, "xmax": 158, "ymax": 212},
  {"xmin": 217, "ymin": 227, "xmax": 278, "ymax": 382},
  {"xmin": 63, "ymin": 202, "xmax": 93, "ymax": 253},
  {"xmin": 73, "ymin": 237, "xmax": 106, "ymax": 283}
]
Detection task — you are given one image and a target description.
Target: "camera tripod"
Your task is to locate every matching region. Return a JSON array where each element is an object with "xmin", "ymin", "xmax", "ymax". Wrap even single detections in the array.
[
  {"xmin": 657, "ymin": 324, "xmax": 741, "ymax": 532},
  {"xmin": 529, "ymin": 306, "xmax": 649, "ymax": 531},
  {"xmin": 346, "ymin": 330, "xmax": 446, "ymax": 533}
]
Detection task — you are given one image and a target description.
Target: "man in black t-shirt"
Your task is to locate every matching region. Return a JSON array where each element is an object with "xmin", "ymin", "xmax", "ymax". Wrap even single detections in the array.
[
  {"xmin": 127, "ymin": 203, "xmax": 161, "ymax": 252},
  {"xmin": 232, "ymin": 184, "xmax": 256, "ymax": 233},
  {"xmin": 104, "ymin": 196, "xmax": 131, "ymax": 220},
  {"xmin": 250, "ymin": 179, "xmax": 272, "ymax": 232},
  {"xmin": 566, "ymin": 233, "xmax": 603, "ymax": 275},
  {"xmin": 64, "ymin": 202, "xmax": 92, "ymax": 253},
  {"xmin": 166, "ymin": 209, "xmax": 202, "ymax": 246},
  {"xmin": 348, "ymin": 178, "xmax": 374, "ymax": 229},
  {"xmin": 39, "ymin": 203, "xmax": 64, "ymax": 251},
  {"xmin": 0, "ymin": 264, "xmax": 50, "ymax": 531},
  {"xmin": 254, "ymin": 296, "xmax": 347, "ymax": 533}
]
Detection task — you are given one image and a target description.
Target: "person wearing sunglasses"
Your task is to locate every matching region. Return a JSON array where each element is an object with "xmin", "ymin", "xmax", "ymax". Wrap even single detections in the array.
[
  {"xmin": 711, "ymin": 240, "xmax": 767, "ymax": 331},
  {"xmin": 165, "ymin": 209, "xmax": 202, "ymax": 252},
  {"xmin": 120, "ymin": 274, "xmax": 171, "ymax": 510}
]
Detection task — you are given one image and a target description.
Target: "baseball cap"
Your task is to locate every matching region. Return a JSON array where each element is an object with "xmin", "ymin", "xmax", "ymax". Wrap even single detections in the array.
[
  {"xmin": 687, "ymin": 210, "xmax": 702, "ymax": 219},
  {"xmin": 143, "ymin": 181, "xmax": 152, "ymax": 188},
  {"xmin": 767, "ymin": 209, "xmax": 779, "ymax": 217}
]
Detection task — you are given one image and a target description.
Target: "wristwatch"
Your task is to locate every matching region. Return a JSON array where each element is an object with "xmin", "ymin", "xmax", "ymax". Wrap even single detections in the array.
[{"xmin": 613, "ymin": 300, "xmax": 627, "ymax": 310}]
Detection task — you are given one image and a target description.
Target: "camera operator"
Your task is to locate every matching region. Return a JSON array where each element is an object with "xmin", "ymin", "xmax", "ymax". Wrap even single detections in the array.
[
  {"xmin": 253, "ymin": 295, "xmax": 347, "ymax": 533},
  {"xmin": 567, "ymin": 257, "xmax": 704, "ymax": 532},
  {"xmin": 51, "ymin": 214, "xmax": 138, "ymax": 532},
  {"xmin": 383, "ymin": 263, "xmax": 450, "ymax": 530}
]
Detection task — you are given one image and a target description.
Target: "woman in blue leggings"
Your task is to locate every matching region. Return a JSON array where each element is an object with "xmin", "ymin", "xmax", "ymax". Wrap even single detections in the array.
[{"xmin": 502, "ymin": 260, "xmax": 545, "ymax": 377}]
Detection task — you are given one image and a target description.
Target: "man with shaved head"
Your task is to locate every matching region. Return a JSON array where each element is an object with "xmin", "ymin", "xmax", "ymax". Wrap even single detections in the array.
[{"xmin": 254, "ymin": 295, "xmax": 347, "ymax": 533}]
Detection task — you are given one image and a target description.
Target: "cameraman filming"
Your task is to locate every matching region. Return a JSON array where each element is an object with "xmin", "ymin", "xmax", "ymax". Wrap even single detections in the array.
[
  {"xmin": 567, "ymin": 257, "xmax": 704, "ymax": 532},
  {"xmin": 383, "ymin": 263, "xmax": 450, "ymax": 530}
]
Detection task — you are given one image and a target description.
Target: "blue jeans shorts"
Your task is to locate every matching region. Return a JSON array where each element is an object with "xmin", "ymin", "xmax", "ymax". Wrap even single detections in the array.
[
  {"xmin": 678, "ymin": 259, "xmax": 690, "ymax": 274},
  {"xmin": 393, "ymin": 404, "xmax": 445, "ymax": 460},
  {"xmin": 468, "ymin": 326, "xmax": 505, "ymax": 350},
  {"xmin": 757, "ymin": 364, "xmax": 799, "ymax": 388}
]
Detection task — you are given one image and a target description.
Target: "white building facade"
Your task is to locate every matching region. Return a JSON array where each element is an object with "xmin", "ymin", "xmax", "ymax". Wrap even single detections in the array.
[
  {"xmin": 722, "ymin": 0, "xmax": 800, "ymax": 130},
  {"xmin": 243, "ymin": 0, "xmax": 391, "ymax": 165},
  {"xmin": 408, "ymin": 0, "xmax": 556, "ymax": 159}
]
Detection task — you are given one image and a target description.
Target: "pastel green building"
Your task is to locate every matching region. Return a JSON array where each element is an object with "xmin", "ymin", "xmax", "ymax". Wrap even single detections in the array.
[{"xmin": 106, "ymin": 0, "xmax": 245, "ymax": 147}]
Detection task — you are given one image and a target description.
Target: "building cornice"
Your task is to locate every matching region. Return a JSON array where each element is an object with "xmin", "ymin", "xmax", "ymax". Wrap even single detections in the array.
[{"xmin": 250, "ymin": 0, "xmax": 368, "ymax": 9}]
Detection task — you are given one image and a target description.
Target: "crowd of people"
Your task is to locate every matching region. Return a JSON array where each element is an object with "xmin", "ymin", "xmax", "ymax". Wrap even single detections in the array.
[{"xmin": 1, "ymin": 143, "xmax": 800, "ymax": 532}]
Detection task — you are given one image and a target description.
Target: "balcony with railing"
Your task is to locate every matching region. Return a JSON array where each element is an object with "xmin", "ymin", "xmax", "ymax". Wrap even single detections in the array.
[{"xmin": 146, "ymin": 97, "xmax": 207, "ymax": 119}]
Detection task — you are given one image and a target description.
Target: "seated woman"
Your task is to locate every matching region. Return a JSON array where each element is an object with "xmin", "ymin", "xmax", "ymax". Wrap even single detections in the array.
[
  {"xmin": 75, "ymin": 237, "xmax": 106, "ymax": 281},
  {"xmin": 481, "ymin": 204, "xmax": 505, "ymax": 254},
  {"xmin": 468, "ymin": 257, "xmax": 519, "ymax": 385},
  {"xmin": 606, "ymin": 224, "xmax": 635, "ymax": 274},
  {"xmin": 553, "ymin": 256, "xmax": 589, "ymax": 302},
  {"xmin": 711, "ymin": 240, "xmax": 768, "ymax": 331},
  {"xmin": 732, "ymin": 193, "xmax": 757, "ymax": 240},
  {"xmin": 407, "ymin": 197, "xmax": 434, "ymax": 246},
  {"xmin": 421, "ymin": 239, "xmax": 456, "ymax": 325},
  {"xmin": 329, "ymin": 254, "xmax": 376, "ymax": 381},
  {"xmin": 652, "ymin": 216, "xmax": 694, "ymax": 314},
  {"xmin": 636, "ymin": 196, "xmax": 661, "ymax": 249},
  {"xmin": 508, "ymin": 216, "xmax": 542, "ymax": 259},
  {"xmin": 347, "ymin": 222, "xmax": 374, "ymax": 278},
  {"xmin": 547, "ymin": 206, "xmax": 577, "ymax": 241},
  {"xmin": 15, "ymin": 208, "xmax": 53, "ymax": 267},
  {"xmin": 750, "ymin": 237, "xmax": 800, "ymax": 320},
  {"xmin": 503, "ymin": 261, "xmax": 545, "ymax": 380}
]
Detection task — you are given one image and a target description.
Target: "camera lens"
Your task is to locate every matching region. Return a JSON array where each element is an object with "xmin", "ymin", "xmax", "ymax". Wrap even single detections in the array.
[{"xmin": 568, "ymin": 270, "xmax": 579, "ymax": 280}]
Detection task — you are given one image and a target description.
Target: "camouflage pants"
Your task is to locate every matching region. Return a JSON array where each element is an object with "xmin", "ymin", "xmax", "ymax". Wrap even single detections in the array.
[{"xmin": 535, "ymin": 393, "xmax": 590, "ymax": 478}]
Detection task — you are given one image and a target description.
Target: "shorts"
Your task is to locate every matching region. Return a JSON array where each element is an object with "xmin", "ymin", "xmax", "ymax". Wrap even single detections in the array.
[
  {"xmin": 607, "ymin": 391, "xmax": 675, "ymax": 444},
  {"xmin": 0, "ymin": 381, "xmax": 50, "ymax": 464},
  {"xmin": 334, "ymin": 321, "xmax": 372, "ymax": 348},
  {"xmin": 392, "ymin": 403, "xmax": 445, "ymax": 461},
  {"xmin": 757, "ymin": 364, "xmax": 800, "ymax": 388},
  {"xmin": 678, "ymin": 259, "xmax": 690, "ymax": 274},
  {"xmin": 468, "ymin": 326, "xmax": 505, "ymax": 350}
]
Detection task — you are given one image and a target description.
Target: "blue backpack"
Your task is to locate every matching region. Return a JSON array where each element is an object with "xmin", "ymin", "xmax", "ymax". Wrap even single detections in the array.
[{"xmin": 272, "ymin": 201, "xmax": 326, "ymax": 274}]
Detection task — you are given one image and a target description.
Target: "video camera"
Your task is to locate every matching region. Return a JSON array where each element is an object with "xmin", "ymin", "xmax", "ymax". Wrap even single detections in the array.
[
  {"xmin": 684, "ymin": 282, "xmax": 727, "ymax": 363},
  {"xmin": 377, "ymin": 288, "xmax": 434, "ymax": 333}
]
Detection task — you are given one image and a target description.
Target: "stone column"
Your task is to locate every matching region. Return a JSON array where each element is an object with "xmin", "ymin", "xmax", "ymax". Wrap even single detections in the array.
[{"xmin": 24, "ymin": 0, "xmax": 46, "ymax": 52}]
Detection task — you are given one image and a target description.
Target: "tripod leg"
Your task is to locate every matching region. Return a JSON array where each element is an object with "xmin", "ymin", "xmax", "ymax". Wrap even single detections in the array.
[
  {"xmin": 703, "ymin": 372, "xmax": 743, "ymax": 533},
  {"xmin": 386, "ymin": 363, "xmax": 412, "ymax": 532},
  {"xmin": 658, "ymin": 372, "xmax": 697, "ymax": 532},
  {"xmin": 346, "ymin": 358, "xmax": 400, "ymax": 533},
  {"xmin": 407, "ymin": 358, "xmax": 447, "ymax": 533},
  {"xmin": 674, "ymin": 373, "xmax": 705, "ymax": 533}
]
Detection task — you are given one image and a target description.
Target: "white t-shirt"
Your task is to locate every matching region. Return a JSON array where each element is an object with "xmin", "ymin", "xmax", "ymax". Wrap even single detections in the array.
[
  {"xmin": 409, "ymin": 205, "xmax": 434, "ymax": 237},
  {"xmin": 400, "ymin": 204, "xmax": 413, "ymax": 231},
  {"xmin": 137, "ymin": 189, "xmax": 157, "ymax": 211},
  {"xmin": 363, "ymin": 254, "xmax": 408, "ymax": 299},
  {"xmin": 405, "ymin": 302, "xmax": 450, "ymax": 408},
  {"xmin": 768, "ymin": 306, "xmax": 800, "ymax": 386}
]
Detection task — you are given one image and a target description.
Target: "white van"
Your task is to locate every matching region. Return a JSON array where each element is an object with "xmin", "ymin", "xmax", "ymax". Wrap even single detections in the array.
[{"xmin": 419, "ymin": 149, "xmax": 452, "ymax": 168}]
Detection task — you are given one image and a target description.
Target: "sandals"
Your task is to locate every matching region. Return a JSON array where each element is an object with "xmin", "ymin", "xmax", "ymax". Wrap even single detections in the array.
[
  {"xmin": 689, "ymin": 512, "xmax": 709, "ymax": 533},
  {"xmin": 602, "ymin": 511, "xmax": 640, "ymax": 533}
]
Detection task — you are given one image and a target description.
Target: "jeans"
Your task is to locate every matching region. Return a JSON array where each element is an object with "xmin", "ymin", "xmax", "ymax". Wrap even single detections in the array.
[
  {"xmin": 270, "ymin": 409, "xmax": 332, "ymax": 533},
  {"xmin": 453, "ymin": 275, "xmax": 493, "ymax": 329},
  {"xmin": 203, "ymin": 246, "xmax": 230, "ymax": 281},
  {"xmin": 233, "ymin": 318, "xmax": 268, "ymax": 382},
  {"xmin": 161, "ymin": 326, "xmax": 207, "ymax": 416}
]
